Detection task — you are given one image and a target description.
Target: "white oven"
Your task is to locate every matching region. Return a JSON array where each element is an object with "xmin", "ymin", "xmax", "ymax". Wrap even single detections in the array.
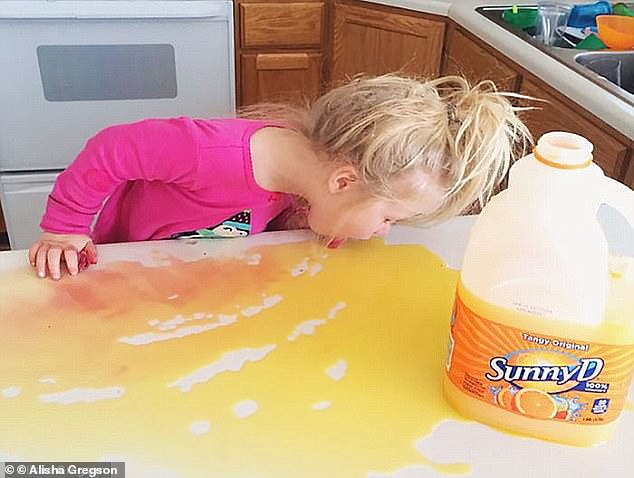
[{"xmin": 0, "ymin": 0, "xmax": 235, "ymax": 249}]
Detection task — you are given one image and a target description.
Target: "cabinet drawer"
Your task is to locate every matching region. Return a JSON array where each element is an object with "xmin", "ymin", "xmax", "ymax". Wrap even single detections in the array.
[
  {"xmin": 241, "ymin": 52, "xmax": 322, "ymax": 105},
  {"xmin": 241, "ymin": 2, "xmax": 324, "ymax": 48}
]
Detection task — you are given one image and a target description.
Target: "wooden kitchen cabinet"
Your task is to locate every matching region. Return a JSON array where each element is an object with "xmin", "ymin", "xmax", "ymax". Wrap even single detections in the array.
[
  {"xmin": 443, "ymin": 25, "xmax": 520, "ymax": 92},
  {"xmin": 520, "ymin": 77, "xmax": 630, "ymax": 180},
  {"xmin": 235, "ymin": 0, "xmax": 327, "ymax": 106},
  {"xmin": 331, "ymin": 0, "xmax": 446, "ymax": 83}
]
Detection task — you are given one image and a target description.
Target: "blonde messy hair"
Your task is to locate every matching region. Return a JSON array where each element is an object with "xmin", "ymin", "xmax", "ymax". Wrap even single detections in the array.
[{"xmin": 240, "ymin": 74, "xmax": 532, "ymax": 223}]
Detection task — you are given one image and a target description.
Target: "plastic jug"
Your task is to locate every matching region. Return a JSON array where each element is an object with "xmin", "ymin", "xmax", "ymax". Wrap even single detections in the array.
[{"xmin": 444, "ymin": 131, "xmax": 634, "ymax": 446}]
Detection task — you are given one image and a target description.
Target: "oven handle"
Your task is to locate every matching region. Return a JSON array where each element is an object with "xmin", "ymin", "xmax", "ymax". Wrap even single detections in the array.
[{"xmin": 0, "ymin": 1, "xmax": 231, "ymax": 20}]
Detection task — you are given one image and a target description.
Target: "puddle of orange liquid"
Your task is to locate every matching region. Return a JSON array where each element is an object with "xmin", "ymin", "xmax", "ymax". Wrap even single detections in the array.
[{"xmin": 0, "ymin": 238, "xmax": 467, "ymax": 476}]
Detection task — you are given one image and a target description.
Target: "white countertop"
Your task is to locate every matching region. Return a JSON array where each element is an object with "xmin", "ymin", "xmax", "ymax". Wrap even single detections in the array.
[
  {"xmin": 362, "ymin": 0, "xmax": 634, "ymax": 140},
  {"xmin": 1, "ymin": 214, "xmax": 633, "ymax": 477}
]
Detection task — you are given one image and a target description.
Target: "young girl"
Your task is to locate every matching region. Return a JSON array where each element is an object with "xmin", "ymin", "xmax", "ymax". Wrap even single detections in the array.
[{"xmin": 29, "ymin": 74, "xmax": 531, "ymax": 280}]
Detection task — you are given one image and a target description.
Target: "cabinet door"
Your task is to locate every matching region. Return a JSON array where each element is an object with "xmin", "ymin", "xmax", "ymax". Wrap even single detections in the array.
[
  {"xmin": 332, "ymin": 2, "xmax": 445, "ymax": 82},
  {"xmin": 520, "ymin": 78, "xmax": 629, "ymax": 180},
  {"xmin": 443, "ymin": 27, "xmax": 519, "ymax": 92},
  {"xmin": 241, "ymin": 52, "xmax": 322, "ymax": 105}
]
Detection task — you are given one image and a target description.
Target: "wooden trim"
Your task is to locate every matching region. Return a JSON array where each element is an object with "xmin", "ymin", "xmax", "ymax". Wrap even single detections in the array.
[
  {"xmin": 334, "ymin": 0, "xmax": 447, "ymax": 33},
  {"xmin": 233, "ymin": 0, "xmax": 242, "ymax": 107},
  {"xmin": 623, "ymin": 147, "xmax": 634, "ymax": 188},
  {"xmin": 322, "ymin": 0, "xmax": 335, "ymax": 92},
  {"xmin": 336, "ymin": 0, "xmax": 448, "ymax": 24}
]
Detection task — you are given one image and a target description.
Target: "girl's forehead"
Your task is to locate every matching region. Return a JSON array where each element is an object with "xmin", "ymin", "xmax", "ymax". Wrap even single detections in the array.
[{"xmin": 381, "ymin": 171, "xmax": 446, "ymax": 216}]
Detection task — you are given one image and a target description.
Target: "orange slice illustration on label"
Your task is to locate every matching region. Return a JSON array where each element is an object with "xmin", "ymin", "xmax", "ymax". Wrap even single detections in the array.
[
  {"xmin": 513, "ymin": 388, "xmax": 557, "ymax": 420},
  {"xmin": 496, "ymin": 387, "xmax": 515, "ymax": 411}
]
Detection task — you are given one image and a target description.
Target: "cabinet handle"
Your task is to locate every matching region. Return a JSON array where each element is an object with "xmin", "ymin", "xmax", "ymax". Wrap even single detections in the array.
[{"xmin": 256, "ymin": 53, "xmax": 310, "ymax": 71}]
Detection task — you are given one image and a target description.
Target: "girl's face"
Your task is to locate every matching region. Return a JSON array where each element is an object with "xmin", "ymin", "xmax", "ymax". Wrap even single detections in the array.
[{"xmin": 306, "ymin": 166, "xmax": 445, "ymax": 246}]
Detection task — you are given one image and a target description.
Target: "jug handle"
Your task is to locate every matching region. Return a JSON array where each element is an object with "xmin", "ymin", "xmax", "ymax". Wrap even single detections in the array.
[{"xmin": 602, "ymin": 176, "xmax": 634, "ymax": 231}]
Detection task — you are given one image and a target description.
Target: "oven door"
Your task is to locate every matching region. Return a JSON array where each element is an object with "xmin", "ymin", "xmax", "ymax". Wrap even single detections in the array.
[{"xmin": 0, "ymin": 1, "xmax": 235, "ymax": 172}]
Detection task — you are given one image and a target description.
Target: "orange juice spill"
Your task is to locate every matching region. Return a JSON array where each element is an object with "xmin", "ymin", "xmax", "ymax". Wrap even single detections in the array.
[{"xmin": 0, "ymin": 239, "xmax": 472, "ymax": 477}]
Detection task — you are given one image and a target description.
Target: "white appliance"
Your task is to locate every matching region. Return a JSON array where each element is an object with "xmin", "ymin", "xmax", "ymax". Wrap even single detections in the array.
[{"xmin": 0, "ymin": 0, "xmax": 235, "ymax": 249}]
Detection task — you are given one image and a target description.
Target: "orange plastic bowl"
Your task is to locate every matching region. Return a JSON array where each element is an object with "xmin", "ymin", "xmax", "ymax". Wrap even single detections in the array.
[{"xmin": 596, "ymin": 15, "xmax": 634, "ymax": 50}]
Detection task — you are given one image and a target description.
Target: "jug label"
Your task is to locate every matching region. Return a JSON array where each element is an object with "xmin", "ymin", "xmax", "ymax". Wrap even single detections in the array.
[{"xmin": 446, "ymin": 290, "xmax": 634, "ymax": 425}]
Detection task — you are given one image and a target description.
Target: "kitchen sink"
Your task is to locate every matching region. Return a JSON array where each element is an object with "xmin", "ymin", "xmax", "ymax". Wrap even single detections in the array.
[
  {"xmin": 575, "ymin": 52, "xmax": 634, "ymax": 96},
  {"xmin": 476, "ymin": 5, "xmax": 634, "ymax": 106}
]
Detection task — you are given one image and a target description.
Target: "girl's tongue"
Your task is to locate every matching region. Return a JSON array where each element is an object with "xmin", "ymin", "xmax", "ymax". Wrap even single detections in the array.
[{"xmin": 327, "ymin": 237, "xmax": 347, "ymax": 249}]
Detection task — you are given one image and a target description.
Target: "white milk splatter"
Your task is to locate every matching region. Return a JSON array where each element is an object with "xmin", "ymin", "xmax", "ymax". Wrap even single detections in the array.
[
  {"xmin": 167, "ymin": 294, "xmax": 179, "ymax": 300},
  {"xmin": 158, "ymin": 314, "xmax": 187, "ymax": 331},
  {"xmin": 218, "ymin": 314, "xmax": 237, "ymax": 324},
  {"xmin": 39, "ymin": 386, "xmax": 125, "ymax": 404},
  {"xmin": 189, "ymin": 420, "xmax": 211, "ymax": 435},
  {"xmin": 262, "ymin": 295, "xmax": 283, "ymax": 307},
  {"xmin": 148, "ymin": 319, "xmax": 160, "ymax": 327},
  {"xmin": 38, "ymin": 377, "xmax": 57, "ymax": 384},
  {"xmin": 247, "ymin": 253, "xmax": 262, "ymax": 265},
  {"xmin": 309, "ymin": 263, "xmax": 323, "ymax": 276},
  {"xmin": 312, "ymin": 401, "xmax": 332, "ymax": 411},
  {"xmin": 170, "ymin": 345, "xmax": 277, "ymax": 392},
  {"xmin": 292, "ymin": 258, "xmax": 310, "ymax": 277},
  {"xmin": 240, "ymin": 295, "xmax": 283, "ymax": 317},
  {"xmin": 119, "ymin": 315, "xmax": 237, "ymax": 345},
  {"xmin": 288, "ymin": 319, "xmax": 327, "ymax": 341},
  {"xmin": 326, "ymin": 360, "xmax": 348, "ymax": 381},
  {"xmin": 233, "ymin": 400, "xmax": 258, "ymax": 418},
  {"xmin": 2, "ymin": 386, "xmax": 21, "ymax": 398},
  {"xmin": 328, "ymin": 302, "xmax": 346, "ymax": 320}
]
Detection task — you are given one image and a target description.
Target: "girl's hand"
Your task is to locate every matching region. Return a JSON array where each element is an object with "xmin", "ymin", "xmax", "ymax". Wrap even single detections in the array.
[{"xmin": 28, "ymin": 232, "xmax": 97, "ymax": 280}]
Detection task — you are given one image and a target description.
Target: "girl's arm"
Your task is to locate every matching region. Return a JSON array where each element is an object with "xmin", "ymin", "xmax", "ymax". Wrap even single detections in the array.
[
  {"xmin": 41, "ymin": 117, "xmax": 200, "ymax": 235},
  {"xmin": 33, "ymin": 117, "xmax": 200, "ymax": 279}
]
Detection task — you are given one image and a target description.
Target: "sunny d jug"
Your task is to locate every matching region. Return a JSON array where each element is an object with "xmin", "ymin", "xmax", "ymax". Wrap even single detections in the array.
[{"xmin": 444, "ymin": 131, "xmax": 634, "ymax": 446}]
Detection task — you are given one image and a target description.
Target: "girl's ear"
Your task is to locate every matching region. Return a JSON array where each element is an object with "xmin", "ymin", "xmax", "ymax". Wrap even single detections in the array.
[{"xmin": 328, "ymin": 165, "xmax": 359, "ymax": 194}]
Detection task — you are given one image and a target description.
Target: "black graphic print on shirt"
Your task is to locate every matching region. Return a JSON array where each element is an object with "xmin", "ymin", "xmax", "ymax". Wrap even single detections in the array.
[{"xmin": 172, "ymin": 210, "xmax": 252, "ymax": 239}]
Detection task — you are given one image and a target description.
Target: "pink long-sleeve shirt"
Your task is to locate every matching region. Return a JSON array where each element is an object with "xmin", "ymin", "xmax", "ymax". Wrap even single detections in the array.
[{"xmin": 41, "ymin": 117, "xmax": 293, "ymax": 244}]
